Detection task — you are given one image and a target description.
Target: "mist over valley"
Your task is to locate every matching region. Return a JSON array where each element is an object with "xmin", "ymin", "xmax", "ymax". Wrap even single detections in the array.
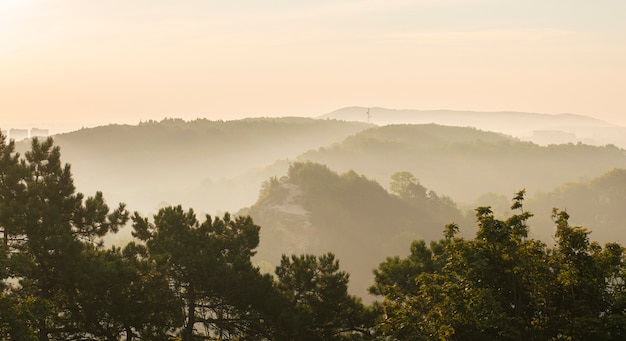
[
  {"xmin": 5, "ymin": 107, "xmax": 626, "ymax": 339},
  {"xmin": 11, "ymin": 108, "xmax": 626, "ymax": 281}
]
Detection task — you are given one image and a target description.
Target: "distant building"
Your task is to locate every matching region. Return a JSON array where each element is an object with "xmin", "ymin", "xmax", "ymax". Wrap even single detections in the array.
[
  {"xmin": 30, "ymin": 128, "xmax": 49, "ymax": 138},
  {"xmin": 9, "ymin": 128, "xmax": 29, "ymax": 141}
]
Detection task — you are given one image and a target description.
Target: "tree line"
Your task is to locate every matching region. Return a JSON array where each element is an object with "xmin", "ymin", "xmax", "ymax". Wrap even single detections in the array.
[{"xmin": 2, "ymin": 133, "xmax": 626, "ymax": 340}]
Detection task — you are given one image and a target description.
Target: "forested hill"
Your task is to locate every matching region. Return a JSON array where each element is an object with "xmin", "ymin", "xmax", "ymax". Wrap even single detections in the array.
[
  {"xmin": 12, "ymin": 120, "xmax": 625, "ymax": 238},
  {"xmin": 15, "ymin": 117, "xmax": 371, "ymax": 213},
  {"xmin": 301, "ymin": 124, "xmax": 626, "ymax": 203},
  {"xmin": 242, "ymin": 161, "xmax": 467, "ymax": 299},
  {"xmin": 525, "ymin": 168, "xmax": 626, "ymax": 244},
  {"xmin": 320, "ymin": 106, "xmax": 626, "ymax": 147}
]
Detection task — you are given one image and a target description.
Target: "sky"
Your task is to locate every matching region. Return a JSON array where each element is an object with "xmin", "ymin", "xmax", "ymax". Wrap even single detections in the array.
[{"xmin": 1, "ymin": 0, "xmax": 626, "ymax": 133}]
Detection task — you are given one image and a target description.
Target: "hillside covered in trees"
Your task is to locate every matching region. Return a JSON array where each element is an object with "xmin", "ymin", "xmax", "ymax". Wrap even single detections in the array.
[
  {"xmin": 242, "ymin": 162, "xmax": 466, "ymax": 298},
  {"xmin": 321, "ymin": 106, "xmax": 626, "ymax": 148},
  {"xmin": 3, "ymin": 133, "xmax": 626, "ymax": 340},
  {"xmin": 20, "ymin": 119, "xmax": 626, "ymax": 224},
  {"xmin": 8, "ymin": 118, "xmax": 626, "ymax": 268},
  {"xmin": 524, "ymin": 168, "xmax": 626, "ymax": 243},
  {"xmin": 301, "ymin": 124, "xmax": 626, "ymax": 203},
  {"xmin": 14, "ymin": 117, "xmax": 372, "ymax": 214},
  {"xmin": 243, "ymin": 164, "xmax": 626, "ymax": 298}
]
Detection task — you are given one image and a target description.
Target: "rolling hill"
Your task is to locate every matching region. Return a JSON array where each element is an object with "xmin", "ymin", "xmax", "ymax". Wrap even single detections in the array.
[
  {"xmin": 14, "ymin": 117, "xmax": 372, "ymax": 214},
  {"xmin": 524, "ymin": 168, "xmax": 626, "ymax": 244},
  {"xmin": 320, "ymin": 107, "xmax": 626, "ymax": 148},
  {"xmin": 299, "ymin": 124, "xmax": 626, "ymax": 204},
  {"xmin": 241, "ymin": 161, "xmax": 467, "ymax": 299},
  {"xmin": 7, "ymin": 115, "xmax": 626, "ymax": 300}
]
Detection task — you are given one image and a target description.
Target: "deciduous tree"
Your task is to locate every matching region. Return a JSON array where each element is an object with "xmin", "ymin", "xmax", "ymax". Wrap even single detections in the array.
[{"xmin": 371, "ymin": 190, "xmax": 626, "ymax": 340}]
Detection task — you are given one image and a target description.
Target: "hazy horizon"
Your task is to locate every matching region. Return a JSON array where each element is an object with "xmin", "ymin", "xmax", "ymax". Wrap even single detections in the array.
[
  {"xmin": 5, "ymin": 106, "xmax": 623, "ymax": 137},
  {"xmin": 2, "ymin": 0, "xmax": 626, "ymax": 133}
]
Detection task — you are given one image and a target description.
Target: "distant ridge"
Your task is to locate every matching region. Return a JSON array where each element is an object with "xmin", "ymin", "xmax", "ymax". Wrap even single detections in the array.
[
  {"xmin": 319, "ymin": 107, "xmax": 626, "ymax": 148},
  {"xmin": 320, "ymin": 106, "xmax": 612, "ymax": 127},
  {"xmin": 15, "ymin": 117, "xmax": 372, "ymax": 214}
]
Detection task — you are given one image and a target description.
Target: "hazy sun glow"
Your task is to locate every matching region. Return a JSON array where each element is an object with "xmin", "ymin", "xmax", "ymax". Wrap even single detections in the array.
[{"xmin": 2, "ymin": 0, "xmax": 626, "ymax": 133}]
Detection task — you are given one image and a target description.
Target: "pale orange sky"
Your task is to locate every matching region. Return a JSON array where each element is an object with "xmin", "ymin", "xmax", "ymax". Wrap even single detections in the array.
[{"xmin": 2, "ymin": 0, "xmax": 626, "ymax": 133}]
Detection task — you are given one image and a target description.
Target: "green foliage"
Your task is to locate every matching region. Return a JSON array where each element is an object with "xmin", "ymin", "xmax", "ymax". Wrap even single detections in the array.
[
  {"xmin": 0, "ymin": 133, "xmax": 129, "ymax": 340},
  {"xmin": 275, "ymin": 253, "xmax": 374, "ymax": 340},
  {"xmin": 544, "ymin": 208, "xmax": 626, "ymax": 339},
  {"xmin": 372, "ymin": 191, "xmax": 626, "ymax": 340},
  {"xmin": 132, "ymin": 206, "xmax": 282, "ymax": 340},
  {"xmin": 71, "ymin": 244, "xmax": 182, "ymax": 340}
]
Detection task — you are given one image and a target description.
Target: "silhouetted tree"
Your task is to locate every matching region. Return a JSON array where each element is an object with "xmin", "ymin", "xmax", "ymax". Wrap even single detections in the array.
[
  {"xmin": 132, "ymin": 207, "xmax": 280, "ymax": 340},
  {"xmin": 0, "ymin": 133, "xmax": 128, "ymax": 340},
  {"xmin": 275, "ymin": 253, "xmax": 373, "ymax": 340}
]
